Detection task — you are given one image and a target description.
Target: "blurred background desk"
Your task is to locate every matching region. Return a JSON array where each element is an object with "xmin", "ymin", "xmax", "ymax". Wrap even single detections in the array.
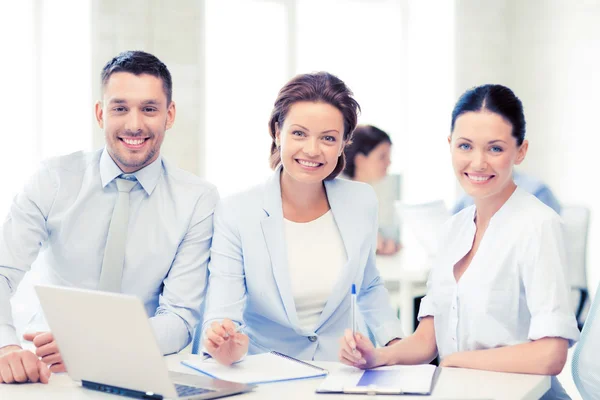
[
  {"xmin": 0, "ymin": 353, "xmax": 550, "ymax": 400},
  {"xmin": 377, "ymin": 249, "xmax": 430, "ymax": 335}
]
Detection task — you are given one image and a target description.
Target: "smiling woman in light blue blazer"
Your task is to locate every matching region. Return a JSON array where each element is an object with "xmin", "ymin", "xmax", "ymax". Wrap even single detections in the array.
[{"xmin": 202, "ymin": 72, "xmax": 403, "ymax": 365}]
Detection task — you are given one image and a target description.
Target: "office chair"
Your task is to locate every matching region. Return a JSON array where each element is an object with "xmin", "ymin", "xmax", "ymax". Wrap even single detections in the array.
[
  {"xmin": 572, "ymin": 282, "xmax": 600, "ymax": 399},
  {"xmin": 561, "ymin": 205, "xmax": 590, "ymax": 329}
]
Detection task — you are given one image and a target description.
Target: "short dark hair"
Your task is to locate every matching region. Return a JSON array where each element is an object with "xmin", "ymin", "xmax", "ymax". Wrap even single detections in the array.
[
  {"xmin": 268, "ymin": 72, "xmax": 361, "ymax": 180},
  {"xmin": 343, "ymin": 125, "xmax": 392, "ymax": 178},
  {"xmin": 101, "ymin": 50, "xmax": 173, "ymax": 104},
  {"xmin": 451, "ymin": 84, "xmax": 526, "ymax": 146}
]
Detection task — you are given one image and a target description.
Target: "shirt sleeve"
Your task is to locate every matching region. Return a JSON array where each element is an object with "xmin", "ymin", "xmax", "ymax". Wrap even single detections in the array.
[
  {"xmin": 417, "ymin": 218, "xmax": 451, "ymax": 321},
  {"xmin": 521, "ymin": 215, "xmax": 580, "ymax": 346},
  {"xmin": 200, "ymin": 199, "xmax": 247, "ymax": 349},
  {"xmin": 417, "ymin": 269, "xmax": 437, "ymax": 321},
  {"xmin": 150, "ymin": 186, "xmax": 219, "ymax": 355},
  {"xmin": 0, "ymin": 163, "xmax": 57, "ymax": 348},
  {"xmin": 357, "ymin": 193, "xmax": 404, "ymax": 345}
]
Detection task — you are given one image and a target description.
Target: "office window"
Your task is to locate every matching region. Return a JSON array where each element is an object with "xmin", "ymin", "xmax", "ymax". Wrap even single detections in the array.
[
  {"xmin": 0, "ymin": 1, "xmax": 36, "ymax": 216},
  {"xmin": 39, "ymin": 0, "xmax": 92, "ymax": 159},
  {"xmin": 205, "ymin": 0, "xmax": 289, "ymax": 197},
  {"xmin": 0, "ymin": 0, "xmax": 92, "ymax": 216},
  {"xmin": 296, "ymin": 0, "xmax": 405, "ymax": 173},
  {"xmin": 204, "ymin": 0, "xmax": 454, "ymax": 204},
  {"xmin": 402, "ymin": 0, "xmax": 455, "ymax": 205}
]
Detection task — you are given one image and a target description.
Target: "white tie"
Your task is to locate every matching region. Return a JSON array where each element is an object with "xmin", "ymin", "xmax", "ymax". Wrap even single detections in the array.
[{"xmin": 98, "ymin": 177, "xmax": 137, "ymax": 292}]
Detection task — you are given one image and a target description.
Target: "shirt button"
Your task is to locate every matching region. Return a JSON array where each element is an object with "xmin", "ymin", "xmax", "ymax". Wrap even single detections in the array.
[{"xmin": 308, "ymin": 336, "xmax": 318, "ymax": 342}]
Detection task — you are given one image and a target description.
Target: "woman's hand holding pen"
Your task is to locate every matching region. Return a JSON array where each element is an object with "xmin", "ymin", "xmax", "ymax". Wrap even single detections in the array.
[
  {"xmin": 338, "ymin": 329, "xmax": 384, "ymax": 369},
  {"xmin": 204, "ymin": 319, "xmax": 249, "ymax": 366}
]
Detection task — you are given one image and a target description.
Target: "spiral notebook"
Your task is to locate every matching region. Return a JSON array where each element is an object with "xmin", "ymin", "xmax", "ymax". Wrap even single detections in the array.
[{"xmin": 181, "ymin": 351, "xmax": 328, "ymax": 385}]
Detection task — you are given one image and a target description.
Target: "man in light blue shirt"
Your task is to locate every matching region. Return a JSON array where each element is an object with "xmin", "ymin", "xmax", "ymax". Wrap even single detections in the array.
[
  {"xmin": 452, "ymin": 171, "xmax": 561, "ymax": 215},
  {"xmin": 0, "ymin": 51, "xmax": 218, "ymax": 384}
]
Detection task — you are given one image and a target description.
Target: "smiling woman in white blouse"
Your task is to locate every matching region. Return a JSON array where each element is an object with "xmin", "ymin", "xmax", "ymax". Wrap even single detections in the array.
[{"xmin": 339, "ymin": 84, "xmax": 580, "ymax": 400}]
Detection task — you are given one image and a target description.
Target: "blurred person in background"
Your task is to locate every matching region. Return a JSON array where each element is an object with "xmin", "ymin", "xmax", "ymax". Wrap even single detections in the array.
[{"xmin": 343, "ymin": 125, "xmax": 400, "ymax": 255}]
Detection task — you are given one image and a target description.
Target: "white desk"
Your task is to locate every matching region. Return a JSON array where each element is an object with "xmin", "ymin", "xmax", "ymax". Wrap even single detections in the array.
[
  {"xmin": 0, "ymin": 353, "xmax": 550, "ymax": 400},
  {"xmin": 376, "ymin": 250, "xmax": 430, "ymax": 335}
]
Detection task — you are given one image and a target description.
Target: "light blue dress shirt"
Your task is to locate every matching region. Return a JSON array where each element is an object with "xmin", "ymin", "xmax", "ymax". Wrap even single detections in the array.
[
  {"xmin": 202, "ymin": 168, "xmax": 403, "ymax": 361},
  {"xmin": 452, "ymin": 171, "xmax": 562, "ymax": 215},
  {"xmin": 0, "ymin": 148, "xmax": 219, "ymax": 354}
]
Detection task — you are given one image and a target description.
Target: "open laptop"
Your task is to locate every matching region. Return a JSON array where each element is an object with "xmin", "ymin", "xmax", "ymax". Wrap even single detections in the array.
[{"xmin": 35, "ymin": 285, "xmax": 254, "ymax": 399}]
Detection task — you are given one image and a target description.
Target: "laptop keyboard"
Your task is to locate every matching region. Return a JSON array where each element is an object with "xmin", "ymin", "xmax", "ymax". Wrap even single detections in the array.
[{"xmin": 175, "ymin": 383, "xmax": 215, "ymax": 398}]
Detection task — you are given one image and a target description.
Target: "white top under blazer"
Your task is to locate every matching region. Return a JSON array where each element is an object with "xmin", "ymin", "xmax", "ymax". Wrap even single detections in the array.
[{"xmin": 284, "ymin": 210, "xmax": 347, "ymax": 330}]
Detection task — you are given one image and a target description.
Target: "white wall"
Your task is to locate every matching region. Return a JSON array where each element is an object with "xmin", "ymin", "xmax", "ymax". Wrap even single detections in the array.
[
  {"xmin": 515, "ymin": 0, "xmax": 600, "ymax": 297},
  {"xmin": 455, "ymin": 0, "xmax": 600, "ymax": 296},
  {"xmin": 91, "ymin": 0, "xmax": 206, "ymax": 176}
]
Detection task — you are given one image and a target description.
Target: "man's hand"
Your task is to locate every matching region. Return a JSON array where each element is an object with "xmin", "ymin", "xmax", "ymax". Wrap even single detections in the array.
[
  {"xmin": 23, "ymin": 332, "xmax": 65, "ymax": 373},
  {"xmin": 0, "ymin": 345, "xmax": 51, "ymax": 384}
]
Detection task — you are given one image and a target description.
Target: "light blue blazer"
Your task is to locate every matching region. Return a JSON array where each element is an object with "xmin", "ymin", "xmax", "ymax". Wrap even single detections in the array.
[{"xmin": 202, "ymin": 168, "xmax": 403, "ymax": 361}]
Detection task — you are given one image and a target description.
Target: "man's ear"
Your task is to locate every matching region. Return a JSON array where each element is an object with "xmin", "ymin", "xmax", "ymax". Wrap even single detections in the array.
[
  {"xmin": 165, "ymin": 101, "xmax": 176, "ymax": 130},
  {"xmin": 94, "ymin": 101, "xmax": 104, "ymax": 129},
  {"xmin": 515, "ymin": 139, "xmax": 529, "ymax": 165}
]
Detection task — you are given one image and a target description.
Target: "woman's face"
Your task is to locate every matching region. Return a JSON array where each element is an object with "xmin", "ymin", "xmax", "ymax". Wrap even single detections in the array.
[
  {"xmin": 355, "ymin": 141, "xmax": 392, "ymax": 183},
  {"xmin": 276, "ymin": 101, "xmax": 345, "ymax": 186},
  {"xmin": 449, "ymin": 111, "xmax": 528, "ymax": 202}
]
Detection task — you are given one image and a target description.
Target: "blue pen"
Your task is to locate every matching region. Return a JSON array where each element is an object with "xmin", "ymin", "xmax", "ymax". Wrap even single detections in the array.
[{"xmin": 351, "ymin": 284, "xmax": 357, "ymax": 347}]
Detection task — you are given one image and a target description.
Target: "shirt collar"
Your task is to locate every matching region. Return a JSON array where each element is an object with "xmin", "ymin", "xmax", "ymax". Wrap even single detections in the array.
[{"xmin": 99, "ymin": 148, "xmax": 163, "ymax": 195}]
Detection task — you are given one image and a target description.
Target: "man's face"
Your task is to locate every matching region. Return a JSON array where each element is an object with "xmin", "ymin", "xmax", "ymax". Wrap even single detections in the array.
[{"xmin": 95, "ymin": 72, "xmax": 175, "ymax": 173}]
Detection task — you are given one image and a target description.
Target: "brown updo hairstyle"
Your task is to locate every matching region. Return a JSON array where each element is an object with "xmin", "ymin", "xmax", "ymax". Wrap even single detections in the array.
[{"xmin": 268, "ymin": 72, "xmax": 361, "ymax": 180}]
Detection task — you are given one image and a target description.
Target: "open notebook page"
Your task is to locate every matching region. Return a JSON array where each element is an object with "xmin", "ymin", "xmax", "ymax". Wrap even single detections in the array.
[{"xmin": 182, "ymin": 352, "xmax": 327, "ymax": 385}]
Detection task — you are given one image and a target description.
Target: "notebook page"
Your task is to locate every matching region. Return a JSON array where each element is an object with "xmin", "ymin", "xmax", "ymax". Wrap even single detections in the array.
[
  {"xmin": 182, "ymin": 353, "xmax": 326, "ymax": 384},
  {"xmin": 318, "ymin": 364, "xmax": 437, "ymax": 394}
]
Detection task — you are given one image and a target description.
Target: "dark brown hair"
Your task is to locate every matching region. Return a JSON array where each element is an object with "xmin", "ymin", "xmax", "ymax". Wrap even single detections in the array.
[
  {"xmin": 451, "ymin": 84, "xmax": 525, "ymax": 145},
  {"xmin": 343, "ymin": 125, "xmax": 392, "ymax": 178},
  {"xmin": 101, "ymin": 50, "xmax": 173, "ymax": 104},
  {"xmin": 268, "ymin": 72, "xmax": 361, "ymax": 180}
]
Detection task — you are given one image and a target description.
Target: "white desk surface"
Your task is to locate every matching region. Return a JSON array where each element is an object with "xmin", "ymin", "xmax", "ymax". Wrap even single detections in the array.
[{"xmin": 0, "ymin": 353, "xmax": 549, "ymax": 400}]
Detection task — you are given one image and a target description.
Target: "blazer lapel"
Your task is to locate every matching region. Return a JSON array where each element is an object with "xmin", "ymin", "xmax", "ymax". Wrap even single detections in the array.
[
  {"xmin": 260, "ymin": 168, "xmax": 300, "ymax": 329},
  {"xmin": 316, "ymin": 179, "xmax": 363, "ymax": 328}
]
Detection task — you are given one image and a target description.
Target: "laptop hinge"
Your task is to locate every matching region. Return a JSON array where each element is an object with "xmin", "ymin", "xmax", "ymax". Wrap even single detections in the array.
[{"xmin": 82, "ymin": 380, "xmax": 164, "ymax": 399}]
